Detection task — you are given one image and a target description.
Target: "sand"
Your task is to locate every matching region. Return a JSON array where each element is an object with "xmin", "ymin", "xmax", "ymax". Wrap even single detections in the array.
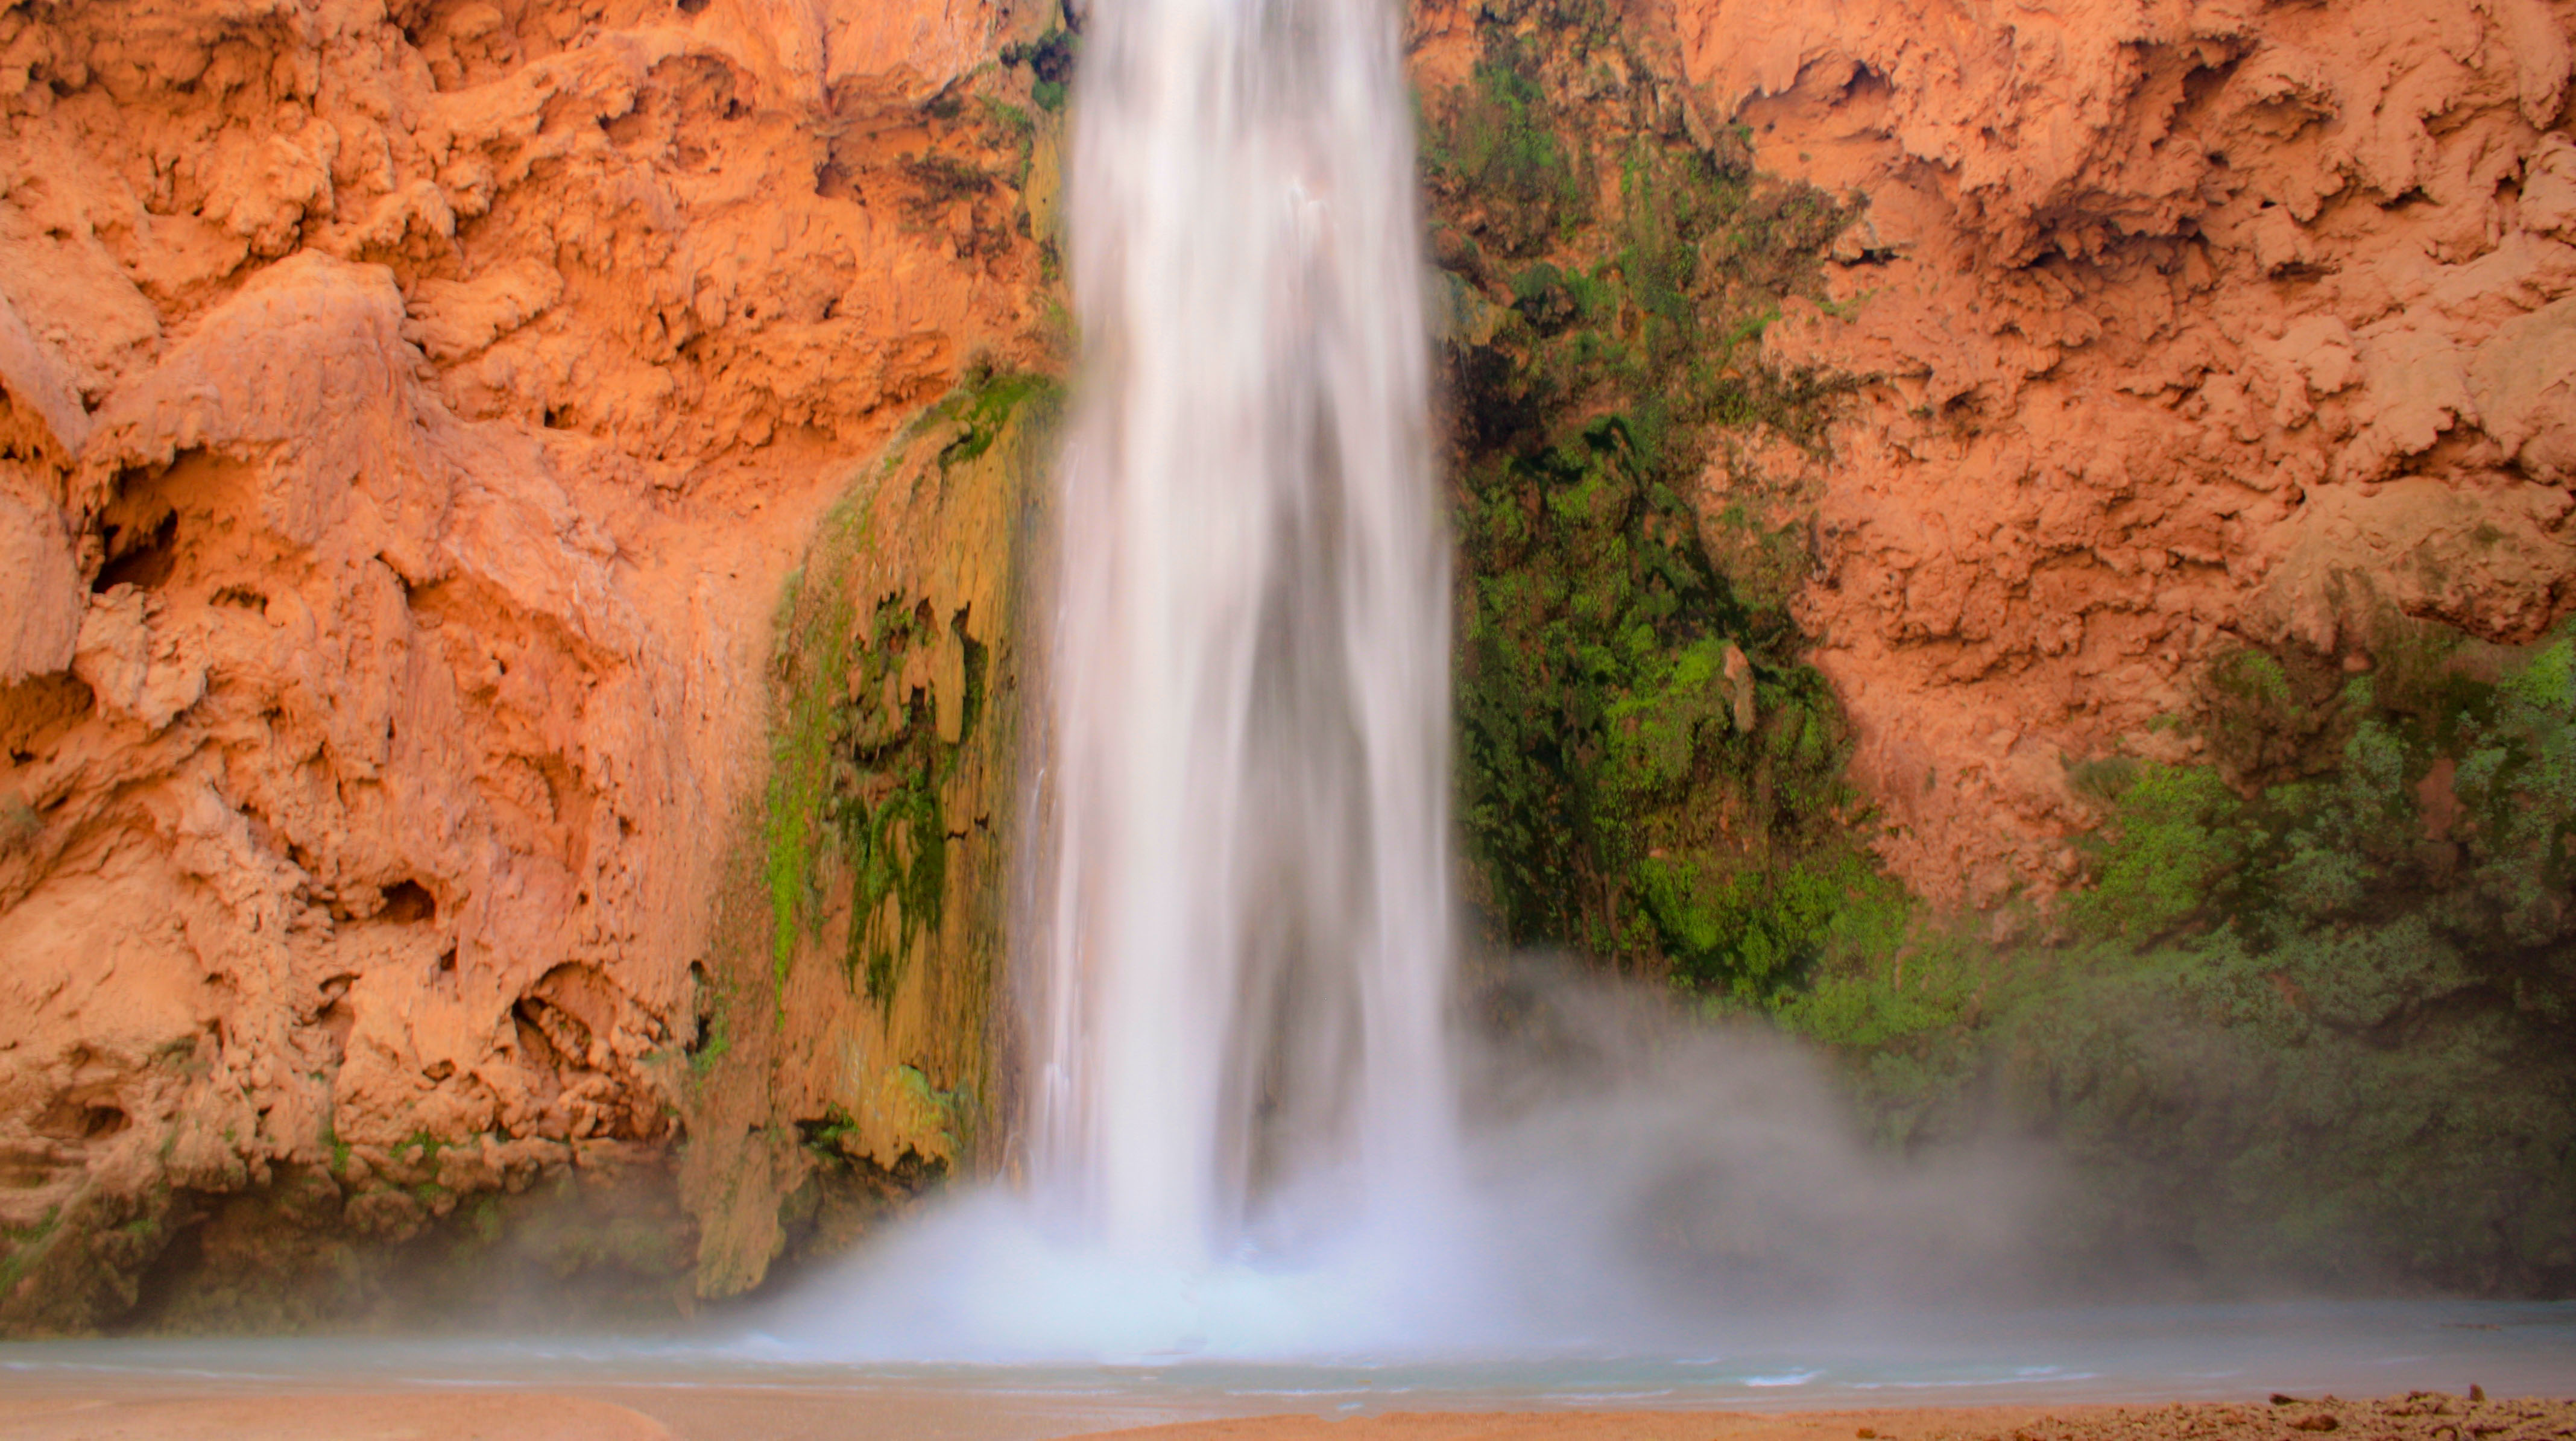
[
  {"xmin": 3, "ymin": 1390, "xmax": 2570, "ymax": 1441},
  {"xmin": 0, "ymin": 1392, "xmax": 675, "ymax": 1440},
  {"xmin": 1067, "ymin": 1395, "xmax": 2576, "ymax": 1441}
]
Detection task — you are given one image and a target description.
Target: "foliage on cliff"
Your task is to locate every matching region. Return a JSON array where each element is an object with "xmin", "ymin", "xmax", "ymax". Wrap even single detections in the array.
[
  {"xmin": 1766, "ymin": 619, "xmax": 2576, "ymax": 1293},
  {"xmin": 1423, "ymin": 0, "xmax": 1869, "ymax": 997},
  {"xmin": 1422, "ymin": 0, "xmax": 2576, "ymax": 1297}
]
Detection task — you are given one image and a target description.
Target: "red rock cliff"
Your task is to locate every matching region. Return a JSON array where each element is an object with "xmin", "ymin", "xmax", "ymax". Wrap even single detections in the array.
[
  {"xmin": 0, "ymin": 0, "xmax": 1058, "ymax": 1328},
  {"xmin": 7, "ymin": 0, "xmax": 2576, "ymax": 1331},
  {"xmin": 1663, "ymin": 0, "xmax": 2576, "ymax": 902}
]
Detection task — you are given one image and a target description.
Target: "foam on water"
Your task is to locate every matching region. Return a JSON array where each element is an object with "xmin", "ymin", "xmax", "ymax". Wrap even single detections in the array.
[{"xmin": 768, "ymin": 1193, "xmax": 1515, "ymax": 1362}]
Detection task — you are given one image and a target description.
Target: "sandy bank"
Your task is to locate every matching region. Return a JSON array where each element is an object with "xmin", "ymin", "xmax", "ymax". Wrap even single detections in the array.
[
  {"xmin": 0, "ymin": 1391, "xmax": 674, "ymax": 1440},
  {"xmin": 1076, "ymin": 1396, "xmax": 2576, "ymax": 1441}
]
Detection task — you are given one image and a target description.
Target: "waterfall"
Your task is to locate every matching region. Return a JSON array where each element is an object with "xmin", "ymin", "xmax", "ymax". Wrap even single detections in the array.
[
  {"xmin": 775, "ymin": 4, "xmax": 2041, "ymax": 1361},
  {"xmin": 1031, "ymin": 0, "xmax": 1458, "ymax": 1264}
]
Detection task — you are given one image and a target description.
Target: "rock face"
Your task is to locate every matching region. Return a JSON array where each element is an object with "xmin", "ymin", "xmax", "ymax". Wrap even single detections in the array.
[
  {"xmin": 0, "ymin": 0, "xmax": 1058, "ymax": 1329},
  {"xmin": 1661, "ymin": 0, "xmax": 2576, "ymax": 902},
  {"xmin": 9, "ymin": 0, "xmax": 2576, "ymax": 1332}
]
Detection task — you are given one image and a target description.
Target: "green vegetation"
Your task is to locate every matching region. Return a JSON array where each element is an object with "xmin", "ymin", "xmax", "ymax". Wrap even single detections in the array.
[
  {"xmin": 797, "ymin": 1106, "xmax": 860, "ymax": 1158},
  {"xmin": 938, "ymin": 372, "xmax": 1050, "ymax": 468},
  {"xmin": 898, "ymin": 1063, "xmax": 973, "ymax": 1158},
  {"xmin": 1427, "ymin": 1, "xmax": 1868, "ymax": 996},
  {"xmin": 1425, "ymin": 43, "xmax": 1588, "ymax": 256},
  {"xmin": 838, "ymin": 595, "xmax": 964, "ymax": 1005},
  {"xmin": 686, "ymin": 1014, "xmax": 730, "ymax": 1080},
  {"xmin": 1760, "ymin": 623, "xmax": 2576, "ymax": 1290},
  {"xmin": 1427, "ymin": 0, "xmax": 2576, "ymax": 1293},
  {"xmin": 393, "ymin": 1130, "xmax": 446, "ymax": 1170},
  {"xmin": 763, "ymin": 514, "xmax": 862, "ymax": 991},
  {"xmin": 763, "ymin": 373, "xmax": 1053, "ymax": 1010},
  {"xmin": 1000, "ymin": 28, "xmax": 1078, "ymax": 113},
  {"xmin": 1457, "ymin": 409, "xmax": 1868, "ymax": 995},
  {"xmin": 0, "ymin": 1205, "xmax": 63, "ymax": 1298}
]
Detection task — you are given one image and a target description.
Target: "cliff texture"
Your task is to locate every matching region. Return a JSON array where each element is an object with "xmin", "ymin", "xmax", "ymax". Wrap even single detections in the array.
[
  {"xmin": 8, "ymin": 0, "xmax": 2576, "ymax": 1334},
  {"xmin": 1659, "ymin": 0, "xmax": 2576, "ymax": 903},
  {"xmin": 0, "ymin": 0, "xmax": 1057, "ymax": 1329}
]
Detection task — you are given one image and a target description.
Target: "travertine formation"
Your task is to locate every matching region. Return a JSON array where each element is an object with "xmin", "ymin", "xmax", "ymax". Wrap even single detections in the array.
[
  {"xmin": 0, "ymin": 0, "xmax": 1055, "ymax": 1328},
  {"xmin": 1667, "ymin": 0, "xmax": 2576, "ymax": 901}
]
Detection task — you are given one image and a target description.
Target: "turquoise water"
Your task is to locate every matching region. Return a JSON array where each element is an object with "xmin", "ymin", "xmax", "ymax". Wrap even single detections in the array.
[{"xmin": 2, "ymin": 1301, "xmax": 2568, "ymax": 1427}]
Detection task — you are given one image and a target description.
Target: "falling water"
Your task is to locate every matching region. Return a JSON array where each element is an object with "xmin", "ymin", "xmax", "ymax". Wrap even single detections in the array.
[
  {"xmin": 763, "ymin": 0, "xmax": 1500, "ymax": 1357},
  {"xmin": 772, "ymin": 0, "xmax": 2043, "ymax": 1362},
  {"xmin": 1033, "ymin": 0, "xmax": 1458, "ymax": 1264}
]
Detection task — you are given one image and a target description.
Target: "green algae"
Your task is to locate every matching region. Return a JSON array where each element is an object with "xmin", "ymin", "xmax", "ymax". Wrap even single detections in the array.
[{"xmin": 760, "ymin": 372, "xmax": 1058, "ymax": 1010}]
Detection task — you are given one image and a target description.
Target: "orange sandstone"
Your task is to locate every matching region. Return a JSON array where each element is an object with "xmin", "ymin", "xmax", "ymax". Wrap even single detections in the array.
[
  {"xmin": 1664, "ymin": 0, "xmax": 2576, "ymax": 901},
  {"xmin": 0, "ymin": 0, "xmax": 1058, "ymax": 1328}
]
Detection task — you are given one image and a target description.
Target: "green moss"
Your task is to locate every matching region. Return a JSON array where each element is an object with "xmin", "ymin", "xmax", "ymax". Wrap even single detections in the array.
[
  {"xmin": 763, "ymin": 523, "xmax": 863, "ymax": 994},
  {"xmin": 1012, "ymin": 27, "xmax": 1076, "ymax": 113},
  {"xmin": 1432, "ymin": 5, "xmax": 1869, "ymax": 994},
  {"xmin": 760, "ymin": 372, "xmax": 1059, "ymax": 1011},
  {"xmin": 898, "ymin": 1065, "xmax": 973, "ymax": 1156},
  {"xmin": 978, "ymin": 96, "xmax": 1034, "ymax": 146},
  {"xmin": 0, "ymin": 1205, "xmax": 63, "ymax": 1297},
  {"xmin": 685, "ymin": 991, "xmax": 731, "ymax": 1079},
  {"xmin": 1424, "ymin": 45, "xmax": 1589, "ymax": 255},
  {"xmin": 938, "ymin": 371, "xmax": 1049, "ymax": 468},
  {"xmin": 394, "ymin": 1131, "xmax": 445, "ymax": 1170},
  {"xmin": 797, "ymin": 1106, "xmax": 859, "ymax": 1158},
  {"xmin": 838, "ymin": 597, "xmax": 954, "ymax": 1007}
]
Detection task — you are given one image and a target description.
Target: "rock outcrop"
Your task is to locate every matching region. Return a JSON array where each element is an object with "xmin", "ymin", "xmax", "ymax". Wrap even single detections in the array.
[
  {"xmin": 0, "ymin": 0, "xmax": 1058, "ymax": 1329},
  {"xmin": 1663, "ymin": 0, "xmax": 2576, "ymax": 902}
]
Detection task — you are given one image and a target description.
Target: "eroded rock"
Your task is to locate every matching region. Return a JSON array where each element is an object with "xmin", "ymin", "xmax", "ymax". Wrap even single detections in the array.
[
  {"xmin": 0, "ymin": 0, "xmax": 1060, "ymax": 1331},
  {"xmin": 1661, "ymin": 0, "xmax": 2576, "ymax": 900}
]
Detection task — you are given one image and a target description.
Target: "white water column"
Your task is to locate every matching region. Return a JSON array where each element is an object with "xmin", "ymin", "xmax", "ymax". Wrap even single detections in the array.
[{"xmin": 1034, "ymin": 0, "xmax": 1459, "ymax": 1264}]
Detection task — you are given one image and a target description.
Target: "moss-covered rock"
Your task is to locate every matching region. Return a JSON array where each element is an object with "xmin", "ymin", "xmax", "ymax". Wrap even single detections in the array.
[
  {"xmin": 1422, "ymin": 0, "xmax": 1868, "ymax": 996},
  {"xmin": 680, "ymin": 368, "xmax": 1059, "ymax": 1301}
]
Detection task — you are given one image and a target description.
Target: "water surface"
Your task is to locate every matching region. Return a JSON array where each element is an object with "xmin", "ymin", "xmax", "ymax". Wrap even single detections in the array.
[{"xmin": 3, "ymin": 1301, "xmax": 2567, "ymax": 1439}]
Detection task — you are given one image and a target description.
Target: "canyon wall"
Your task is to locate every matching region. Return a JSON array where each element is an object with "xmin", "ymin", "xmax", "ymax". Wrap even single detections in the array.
[
  {"xmin": 1661, "ymin": 0, "xmax": 2576, "ymax": 903},
  {"xmin": 1414, "ymin": 0, "xmax": 2576, "ymax": 1290},
  {"xmin": 0, "ymin": 0, "xmax": 1058, "ymax": 1329},
  {"xmin": 6, "ymin": 0, "xmax": 2576, "ymax": 1331}
]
